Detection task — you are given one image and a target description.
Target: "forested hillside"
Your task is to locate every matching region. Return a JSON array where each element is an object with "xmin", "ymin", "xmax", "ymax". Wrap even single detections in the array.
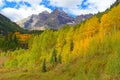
[
  {"xmin": 0, "ymin": 1, "xmax": 120, "ymax": 80},
  {"xmin": 0, "ymin": 14, "xmax": 24, "ymax": 34},
  {"xmin": 0, "ymin": 14, "xmax": 29, "ymax": 52}
]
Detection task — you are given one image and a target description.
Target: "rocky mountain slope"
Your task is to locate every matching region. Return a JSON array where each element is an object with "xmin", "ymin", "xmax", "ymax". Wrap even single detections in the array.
[
  {"xmin": 17, "ymin": 9, "xmax": 93, "ymax": 30},
  {"xmin": 75, "ymin": 14, "xmax": 93, "ymax": 24}
]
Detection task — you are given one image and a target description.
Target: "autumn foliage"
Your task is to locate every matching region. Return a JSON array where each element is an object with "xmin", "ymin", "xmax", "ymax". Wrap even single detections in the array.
[{"xmin": 1, "ymin": 3, "xmax": 120, "ymax": 80}]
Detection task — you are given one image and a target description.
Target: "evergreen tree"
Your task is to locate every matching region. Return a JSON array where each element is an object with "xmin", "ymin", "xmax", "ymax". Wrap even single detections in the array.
[
  {"xmin": 50, "ymin": 48, "xmax": 57, "ymax": 64},
  {"xmin": 13, "ymin": 35, "xmax": 18, "ymax": 45},
  {"xmin": 58, "ymin": 54, "xmax": 62, "ymax": 64},
  {"xmin": 70, "ymin": 40, "xmax": 74, "ymax": 51},
  {"xmin": 42, "ymin": 59, "xmax": 47, "ymax": 72}
]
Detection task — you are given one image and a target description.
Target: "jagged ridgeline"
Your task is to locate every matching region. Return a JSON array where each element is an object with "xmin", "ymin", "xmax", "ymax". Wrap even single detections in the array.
[
  {"xmin": 1, "ymin": 0, "xmax": 120, "ymax": 80},
  {"xmin": 17, "ymin": 9, "xmax": 93, "ymax": 30}
]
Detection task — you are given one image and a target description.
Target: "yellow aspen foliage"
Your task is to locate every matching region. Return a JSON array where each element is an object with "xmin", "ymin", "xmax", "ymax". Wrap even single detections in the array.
[
  {"xmin": 79, "ymin": 37, "xmax": 92, "ymax": 56},
  {"xmin": 56, "ymin": 26, "xmax": 69, "ymax": 53},
  {"xmin": 109, "ymin": 4, "xmax": 120, "ymax": 31},
  {"xmin": 83, "ymin": 17, "xmax": 100, "ymax": 37},
  {"xmin": 100, "ymin": 4, "xmax": 120, "ymax": 36},
  {"xmin": 71, "ymin": 17, "xmax": 99, "ymax": 56},
  {"xmin": 56, "ymin": 32, "xmax": 66, "ymax": 53},
  {"xmin": 100, "ymin": 13, "xmax": 114, "ymax": 36},
  {"xmin": 72, "ymin": 24, "xmax": 85, "ymax": 55},
  {"xmin": 66, "ymin": 27, "xmax": 75, "ymax": 41}
]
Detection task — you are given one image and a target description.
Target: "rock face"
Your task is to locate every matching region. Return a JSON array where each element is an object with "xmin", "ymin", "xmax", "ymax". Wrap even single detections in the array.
[
  {"xmin": 44, "ymin": 9, "xmax": 74, "ymax": 29},
  {"xmin": 17, "ymin": 11, "xmax": 50, "ymax": 30},
  {"xmin": 75, "ymin": 14, "xmax": 93, "ymax": 24},
  {"xmin": 17, "ymin": 9, "xmax": 93, "ymax": 30}
]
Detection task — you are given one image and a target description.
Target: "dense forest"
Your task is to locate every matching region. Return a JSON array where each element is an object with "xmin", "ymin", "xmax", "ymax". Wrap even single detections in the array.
[{"xmin": 0, "ymin": 1, "xmax": 120, "ymax": 80}]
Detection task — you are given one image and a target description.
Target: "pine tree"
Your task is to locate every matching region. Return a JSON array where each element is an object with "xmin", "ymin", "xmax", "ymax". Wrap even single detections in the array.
[
  {"xmin": 70, "ymin": 40, "xmax": 74, "ymax": 51},
  {"xmin": 42, "ymin": 59, "xmax": 47, "ymax": 72},
  {"xmin": 58, "ymin": 54, "xmax": 62, "ymax": 64},
  {"xmin": 13, "ymin": 35, "xmax": 18, "ymax": 45},
  {"xmin": 50, "ymin": 48, "xmax": 57, "ymax": 64}
]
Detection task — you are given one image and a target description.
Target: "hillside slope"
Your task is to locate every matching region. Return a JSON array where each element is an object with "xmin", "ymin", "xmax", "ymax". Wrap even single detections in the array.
[{"xmin": 0, "ymin": 14, "xmax": 24, "ymax": 34}]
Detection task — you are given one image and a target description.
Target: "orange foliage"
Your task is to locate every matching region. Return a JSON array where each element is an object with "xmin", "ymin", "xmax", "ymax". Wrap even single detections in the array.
[{"xmin": 14, "ymin": 32, "xmax": 31, "ymax": 42}]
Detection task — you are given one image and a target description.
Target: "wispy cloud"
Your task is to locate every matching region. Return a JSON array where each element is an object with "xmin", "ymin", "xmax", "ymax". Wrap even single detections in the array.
[
  {"xmin": 1, "ymin": 0, "xmax": 51, "ymax": 21},
  {"xmin": 6, "ymin": 0, "xmax": 42, "ymax": 5},
  {"xmin": 48, "ymin": 0, "xmax": 116, "ymax": 15},
  {"xmin": 49, "ymin": 0, "xmax": 83, "ymax": 9},
  {"xmin": 0, "ymin": 0, "xmax": 5, "ymax": 7},
  {"xmin": 1, "ymin": 5, "xmax": 51, "ymax": 21}
]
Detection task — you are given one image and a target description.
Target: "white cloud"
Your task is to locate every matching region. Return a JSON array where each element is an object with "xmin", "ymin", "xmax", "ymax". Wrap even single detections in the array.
[
  {"xmin": 6, "ymin": 0, "xmax": 42, "ymax": 5},
  {"xmin": 0, "ymin": 0, "xmax": 4, "ymax": 7},
  {"xmin": 1, "ymin": 4, "xmax": 51, "ymax": 22},
  {"xmin": 66, "ymin": 8, "xmax": 98, "ymax": 15},
  {"xmin": 49, "ymin": 0, "xmax": 83, "ymax": 9},
  {"xmin": 0, "ymin": 0, "xmax": 116, "ymax": 22},
  {"xmin": 1, "ymin": 0, "xmax": 52, "ymax": 22},
  {"xmin": 85, "ymin": 0, "xmax": 116, "ymax": 12},
  {"xmin": 49, "ymin": 0, "xmax": 116, "ymax": 15}
]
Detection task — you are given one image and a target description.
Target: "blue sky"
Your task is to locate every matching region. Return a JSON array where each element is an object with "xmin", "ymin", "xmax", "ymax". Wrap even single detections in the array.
[{"xmin": 0, "ymin": 0, "xmax": 116, "ymax": 22}]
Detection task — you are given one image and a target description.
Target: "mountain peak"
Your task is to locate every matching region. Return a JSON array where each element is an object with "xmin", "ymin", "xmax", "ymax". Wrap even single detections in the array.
[
  {"xmin": 75, "ymin": 14, "xmax": 93, "ymax": 24},
  {"xmin": 54, "ymin": 8, "xmax": 63, "ymax": 12},
  {"xmin": 52, "ymin": 9, "xmax": 66, "ymax": 15},
  {"xmin": 17, "ymin": 9, "xmax": 93, "ymax": 30},
  {"xmin": 41, "ymin": 11, "xmax": 50, "ymax": 14}
]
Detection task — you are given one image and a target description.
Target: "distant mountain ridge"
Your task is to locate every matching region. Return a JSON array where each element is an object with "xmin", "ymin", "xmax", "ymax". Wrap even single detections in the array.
[
  {"xmin": 17, "ymin": 9, "xmax": 93, "ymax": 30},
  {"xmin": 75, "ymin": 14, "xmax": 93, "ymax": 24}
]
